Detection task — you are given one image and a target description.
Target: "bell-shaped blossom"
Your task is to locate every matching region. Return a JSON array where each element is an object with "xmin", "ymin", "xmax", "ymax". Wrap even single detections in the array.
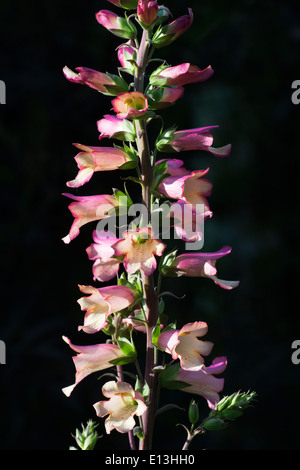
[
  {"xmin": 152, "ymin": 8, "xmax": 193, "ymax": 48},
  {"xmin": 94, "ymin": 381, "xmax": 147, "ymax": 434},
  {"xmin": 137, "ymin": 0, "xmax": 158, "ymax": 28},
  {"xmin": 158, "ymin": 159, "xmax": 212, "ymax": 210},
  {"xmin": 157, "ymin": 126, "xmax": 231, "ymax": 157},
  {"xmin": 174, "ymin": 357, "xmax": 227, "ymax": 409},
  {"xmin": 112, "ymin": 92, "xmax": 148, "ymax": 119},
  {"xmin": 157, "ymin": 321, "xmax": 214, "ymax": 370},
  {"xmin": 77, "ymin": 284, "xmax": 136, "ymax": 333},
  {"xmin": 107, "ymin": 0, "xmax": 138, "ymax": 9},
  {"xmin": 66, "ymin": 144, "xmax": 131, "ymax": 188},
  {"xmin": 63, "ymin": 66, "xmax": 128, "ymax": 95},
  {"xmin": 62, "ymin": 193, "xmax": 118, "ymax": 244},
  {"xmin": 150, "ymin": 63, "xmax": 214, "ymax": 87},
  {"xmin": 62, "ymin": 337, "xmax": 126, "ymax": 397},
  {"xmin": 147, "ymin": 86, "xmax": 184, "ymax": 110},
  {"xmin": 169, "ymin": 201, "xmax": 206, "ymax": 243},
  {"xmin": 113, "ymin": 227, "xmax": 166, "ymax": 276},
  {"xmin": 86, "ymin": 230, "xmax": 122, "ymax": 282},
  {"xmin": 96, "ymin": 10, "xmax": 137, "ymax": 39},
  {"xmin": 169, "ymin": 246, "xmax": 240, "ymax": 290},
  {"xmin": 117, "ymin": 40, "xmax": 136, "ymax": 74},
  {"xmin": 97, "ymin": 115, "xmax": 136, "ymax": 142}
]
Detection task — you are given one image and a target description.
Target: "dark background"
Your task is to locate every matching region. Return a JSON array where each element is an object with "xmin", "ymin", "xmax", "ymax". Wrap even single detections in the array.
[{"xmin": 0, "ymin": 0, "xmax": 299, "ymax": 451}]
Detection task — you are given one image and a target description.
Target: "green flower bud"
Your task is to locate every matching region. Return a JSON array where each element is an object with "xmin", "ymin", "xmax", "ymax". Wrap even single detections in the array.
[
  {"xmin": 188, "ymin": 400, "xmax": 199, "ymax": 425},
  {"xmin": 203, "ymin": 418, "xmax": 225, "ymax": 431}
]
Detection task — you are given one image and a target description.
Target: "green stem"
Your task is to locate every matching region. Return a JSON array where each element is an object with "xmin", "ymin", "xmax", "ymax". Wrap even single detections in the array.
[{"xmin": 134, "ymin": 27, "xmax": 159, "ymax": 451}]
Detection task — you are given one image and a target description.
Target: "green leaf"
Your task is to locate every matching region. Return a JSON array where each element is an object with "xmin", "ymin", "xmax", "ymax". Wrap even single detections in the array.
[
  {"xmin": 151, "ymin": 322, "xmax": 162, "ymax": 347},
  {"xmin": 117, "ymin": 336, "xmax": 136, "ymax": 356},
  {"xmin": 109, "ymin": 355, "xmax": 135, "ymax": 366}
]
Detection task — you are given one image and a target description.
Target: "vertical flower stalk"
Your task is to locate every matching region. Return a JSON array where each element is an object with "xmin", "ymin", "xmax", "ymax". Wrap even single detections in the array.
[
  {"xmin": 133, "ymin": 26, "xmax": 158, "ymax": 450},
  {"xmin": 61, "ymin": 0, "xmax": 255, "ymax": 452}
]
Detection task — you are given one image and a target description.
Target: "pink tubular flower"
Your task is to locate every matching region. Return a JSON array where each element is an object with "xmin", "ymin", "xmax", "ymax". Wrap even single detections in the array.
[
  {"xmin": 169, "ymin": 246, "xmax": 240, "ymax": 290},
  {"xmin": 157, "ymin": 126, "xmax": 232, "ymax": 157},
  {"xmin": 77, "ymin": 284, "xmax": 136, "ymax": 333},
  {"xmin": 157, "ymin": 159, "xmax": 212, "ymax": 210},
  {"xmin": 157, "ymin": 321, "xmax": 214, "ymax": 370},
  {"xmin": 111, "ymin": 92, "xmax": 148, "ymax": 119},
  {"xmin": 94, "ymin": 381, "xmax": 147, "ymax": 434},
  {"xmin": 175, "ymin": 357, "xmax": 227, "ymax": 409},
  {"xmin": 86, "ymin": 230, "xmax": 122, "ymax": 282},
  {"xmin": 152, "ymin": 8, "xmax": 193, "ymax": 48},
  {"xmin": 150, "ymin": 63, "xmax": 214, "ymax": 87},
  {"xmin": 169, "ymin": 200, "xmax": 207, "ymax": 243},
  {"xmin": 147, "ymin": 86, "xmax": 184, "ymax": 110},
  {"xmin": 62, "ymin": 193, "xmax": 118, "ymax": 244},
  {"xmin": 63, "ymin": 66, "xmax": 128, "ymax": 95},
  {"xmin": 62, "ymin": 337, "xmax": 126, "ymax": 397},
  {"xmin": 113, "ymin": 227, "xmax": 166, "ymax": 275},
  {"xmin": 97, "ymin": 115, "xmax": 136, "ymax": 142},
  {"xmin": 137, "ymin": 0, "xmax": 158, "ymax": 27},
  {"xmin": 96, "ymin": 10, "xmax": 137, "ymax": 39},
  {"xmin": 66, "ymin": 144, "xmax": 131, "ymax": 188}
]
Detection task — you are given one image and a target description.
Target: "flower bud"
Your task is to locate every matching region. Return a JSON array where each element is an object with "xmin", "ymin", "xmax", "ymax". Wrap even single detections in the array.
[
  {"xmin": 152, "ymin": 8, "xmax": 193, "ymax": 48},
  {"xmin": 117, "ymin": 40, "xmax": 137, "ymax": 75},
  {"xmin": 137, "ymin": 0, "xmax": 158, "ymax": 28},
  {"xmin": 203, "ymin": 418, "xmax": 225, "ymax": 431},
  {"xmin": 188, "ymin": 400, "xmax": 199, "ymax": 425},
  {"xmin": 96, "ymin": 10, "xmax": 137, "ymax": 39}
]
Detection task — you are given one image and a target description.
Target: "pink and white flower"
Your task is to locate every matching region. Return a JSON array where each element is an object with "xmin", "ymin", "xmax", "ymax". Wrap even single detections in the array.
[
  {"xmin": 113, "ymin": 227, "xmax": 166, "ymax": 276},
  {"xmin": 150, "ymin": 63, "xmax": 214, "ymax": 87},
  {"xmin": 97, "ymin": 115, "xmax": 135, "ymax": 142},
  {"xmin": 169, "ymin": 246, "xmax": 240, "ymax": 290},
  {"xmin": 63, "ymin": 66, "xmax": 128, "ymax": 95},
  {"xmin": 77, "ymin": 284, "xmax": 137, "ymax": 333},
  {"xmin": 62, "ymin": 337, "xmax": 126, "ymax": 397},
  {"xmin": 86, "ymin": 230, "xmax": 122, "ymax": 282},
  {"xmin": 87, "ymin": 232, "xmax": 123, "ymax": 282},
  {"xmin": 157, "ymin": 321, "xmax": 214, "ymax": 370},
  {"xmin": 111, "ymin": 92, "xmax": 148, "ymax": 119},
  {"xmin": 66, "ymin": 144, "xmax": 131, "ymax": 188},
  {"xmin": 175, "ymin": 357, "xmax": 227, "ymax": 409},
  {"xmin": 157, "ymin": 159, "xmax": 212, "ymax": 211},
  {"xmin": 157, "ymin": 126, "xmax": 231, "ymax": 157},
  {"xmin": 62, "ymin": 194, "xmax": 118, "ymax": 244},
  {"xmin": 94, "ymin": 381, "xmax": 147, "ymax": 434}
]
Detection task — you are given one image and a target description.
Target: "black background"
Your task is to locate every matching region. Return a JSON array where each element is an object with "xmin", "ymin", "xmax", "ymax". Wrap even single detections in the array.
[{"xmin": 0, "ymin": 0, "xmax": 299, "ymax": 451}]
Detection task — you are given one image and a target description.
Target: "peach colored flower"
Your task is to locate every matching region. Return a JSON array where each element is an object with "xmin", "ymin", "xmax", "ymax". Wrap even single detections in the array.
[
  {"xmin": 62, "ymin": 194, "xmax": 118, "ymax": 244},
  {"xmin": 113, "ymin": 227, "xmax": 166, "ymax": 275},
  {"xmin": 66, "ymin": 143, "xmax": 131, "ymax": 188},
  {"xmin": 157, "ymin": 321, "xmax": 214, "ymax": 370},
  {"xmin": 62, "ymin": 337, "xmax": 125, "ymax": 397},
  {"xmin": 170, "ymin": 246, "xmax": 240, "ymax": 290},
  {"xmin": 175, "ymin": 357, "xmax": 227, "ymax": 409},
  {"xmin": 94, "ymin": 381, "xmax": 147, "ymax": 434},
  {"xmin": 86, "ymin": 230, "xmax": 122, "ymax": 282},
  {"xmin": 77, "ymin": 284, "xmax": 136, "ymax": 333},
  {"xmin": 112, "ymin": 92, "xmax": 148, "ymax": 119}
]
